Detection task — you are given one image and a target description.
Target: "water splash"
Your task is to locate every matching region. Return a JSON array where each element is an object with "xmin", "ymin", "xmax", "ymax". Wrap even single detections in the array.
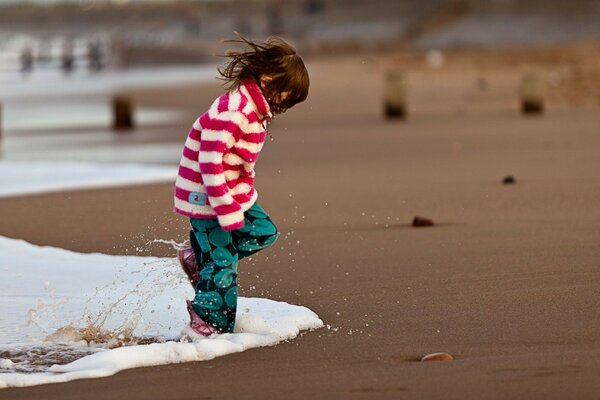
[
  {"xmin": 2, "ymin": 257, "xmax": 189, "ymax": 373},
  {"xmin": 147, "ymin": 239, "xmax": 188, "ymax": 251}
]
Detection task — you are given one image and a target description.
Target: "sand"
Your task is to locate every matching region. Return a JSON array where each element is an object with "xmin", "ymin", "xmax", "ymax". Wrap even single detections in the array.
[{"xmin": 1, "ymin": 48, "xmax": 600, "ymax": 399}]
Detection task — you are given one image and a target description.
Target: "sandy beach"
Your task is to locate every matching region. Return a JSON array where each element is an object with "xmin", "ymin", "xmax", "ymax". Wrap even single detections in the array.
[{"xmin": 1, "ymin": 47, "xmax": 600, "ymax": 398}]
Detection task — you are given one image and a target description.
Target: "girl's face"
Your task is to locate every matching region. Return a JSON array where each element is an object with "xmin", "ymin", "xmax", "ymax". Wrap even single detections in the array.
[
  {"xmin": 259, "ymin": 75, "xmax": 291, "ymax": 115},
  {"xmin": 269, "ymin": 91, "xmax": 291, "ymax": 115}
]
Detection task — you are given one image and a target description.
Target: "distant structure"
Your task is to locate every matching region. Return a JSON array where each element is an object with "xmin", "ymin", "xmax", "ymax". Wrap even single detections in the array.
[
  {"xmin": 0, "ymin": 102, "xmax": 3, "ymax": 143},
  {"xmin": 384, "ymin": 70, "xmax": 408, "ymax": 119},
  {"xmin": 87, "ymin": 40, "xmax": 104, "ymax": 72},
  {"xmin": 2, "ymin": 0, "xmax": 600, "ymax": 67},
  {"xmin": 520, "ymin": 72, "xmax": 545, "ymax": 115},
  {"xmin": 20, "ymin": 46, "xmax": 34, "ymax": 75},
  {"xmin": 112, "ymin": 96, "xmax": 135, "ymax": 131},
  {"xmin": 61, "ymin": 39, "xmax": 75, "ymax": 74}
]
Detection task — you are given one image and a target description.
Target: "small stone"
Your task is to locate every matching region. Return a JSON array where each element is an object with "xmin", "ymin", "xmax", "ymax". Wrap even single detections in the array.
[
  {"xmin": 412, "ymin": 216, "xmax": 434, "ymax": 227},
  {"xmin": 502, "ymin": 175, "xmax": 517, "ymax": 185},
  {"xmin": 421, "ymin": 352, "xmax": 454, "ymax": 362}
]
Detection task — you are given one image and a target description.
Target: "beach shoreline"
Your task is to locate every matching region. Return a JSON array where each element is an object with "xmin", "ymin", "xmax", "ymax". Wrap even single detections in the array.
[{"xmin": 1, "ymin": 46, "xmax": 600, "ymax": 398}]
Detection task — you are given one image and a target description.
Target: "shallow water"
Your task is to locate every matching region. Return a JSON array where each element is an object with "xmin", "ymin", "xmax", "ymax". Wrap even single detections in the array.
[
  {"xmin": 0, "ymin": 335, "xmax": 163, "ymax": 373},
  {"xmin": 1, "ymin": 102, "xmax": 184, "ymax": 132},
  {"xmin": 0, "ymin": 63, "xmax": 216, "ymax": 100},
  {"xmin": 0, "ymin": 236, "xmax": 323, "ymax": 388},
  {"xmin": 0, "ymin": 162, "xmax": 176, "ymax": 197},
  {"xmin": 0, "ymin": 344, "xmax": 102, "ymax": 373}
]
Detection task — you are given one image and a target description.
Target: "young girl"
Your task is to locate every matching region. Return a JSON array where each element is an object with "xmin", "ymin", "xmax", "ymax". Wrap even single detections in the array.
[{"xmin": 174, "ymin": 36, "xmax": 309, "ymax": 336}]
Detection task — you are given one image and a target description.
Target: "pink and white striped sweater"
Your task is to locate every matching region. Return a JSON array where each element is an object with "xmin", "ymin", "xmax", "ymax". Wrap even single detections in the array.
[{"xmin": 174, "ymin": 80, "xmax": 272, "ymax": 231}]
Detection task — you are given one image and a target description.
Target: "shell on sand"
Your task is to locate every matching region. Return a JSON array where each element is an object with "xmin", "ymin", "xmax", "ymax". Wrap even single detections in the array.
[{"xmin": 421, "ymin": 352, "xmax": 454, "ymax": 362}]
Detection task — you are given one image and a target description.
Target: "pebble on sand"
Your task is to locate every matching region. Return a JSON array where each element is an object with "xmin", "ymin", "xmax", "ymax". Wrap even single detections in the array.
[
  {"xmin": 502, "ymin": 175, "xmax": 517, "ymax": 185},
  {"xmin": 412, "ymin": 216, "xmax": 434, "ymax": 227},
  {"xmin": 421, "ymin": 352, "xmax": 454, "ymax": 362}
]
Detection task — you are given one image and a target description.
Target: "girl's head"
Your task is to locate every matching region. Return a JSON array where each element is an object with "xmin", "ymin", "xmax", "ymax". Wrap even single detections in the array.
[{"xmin": 218, "ymin": 34, "xmax": 309, "ymax": 115}]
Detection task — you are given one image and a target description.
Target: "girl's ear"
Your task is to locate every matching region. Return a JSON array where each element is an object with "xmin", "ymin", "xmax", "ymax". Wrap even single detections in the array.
[{"xmin": 259, "ymin": 75, "xmax": 273, "ymax": 91}]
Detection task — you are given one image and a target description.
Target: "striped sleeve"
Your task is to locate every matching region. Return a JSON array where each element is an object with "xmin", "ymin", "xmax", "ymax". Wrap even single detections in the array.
[{"xmin": 198, "ymin": 110, "xmax": 245, "ymax": 231}]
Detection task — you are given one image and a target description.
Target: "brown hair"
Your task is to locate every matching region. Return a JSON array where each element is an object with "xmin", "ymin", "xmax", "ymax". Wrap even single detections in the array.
[{"xmin": 218, "ymin": 34, "xmax": 309, "ymax": 112}]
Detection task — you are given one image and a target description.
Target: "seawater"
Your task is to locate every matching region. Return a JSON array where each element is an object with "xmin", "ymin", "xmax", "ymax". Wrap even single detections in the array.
[{"xmin": 0, "ymin": 247, "xmax": 190, "ymax": 373}]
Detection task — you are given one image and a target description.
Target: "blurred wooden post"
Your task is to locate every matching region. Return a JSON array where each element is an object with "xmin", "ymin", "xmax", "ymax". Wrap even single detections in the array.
[
  {"xmin": 112, "ymin": 96, "xmax": 134, "ymax": 131},
  {"xmin": 520, "ymin": 71, "xmax": 545, "ymax": 115},
  {"xmin": 0, "ymin": 102, "xmax": 3, "ymax": 158},
  {"xmin": 384, "ymin": 70, "xmax": 407, "ymax": 119}
]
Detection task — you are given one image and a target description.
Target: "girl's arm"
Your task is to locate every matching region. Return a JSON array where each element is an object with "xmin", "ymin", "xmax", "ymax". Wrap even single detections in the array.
[{"xmin": 197, "ymin": 111, "xmax": 246, "ymax": 231}]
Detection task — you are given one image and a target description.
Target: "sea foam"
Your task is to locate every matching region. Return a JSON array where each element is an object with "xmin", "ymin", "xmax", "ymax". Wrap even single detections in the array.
[{"xmin": 0, "ymin": 236, "xmax": 323, "ymax": 388}]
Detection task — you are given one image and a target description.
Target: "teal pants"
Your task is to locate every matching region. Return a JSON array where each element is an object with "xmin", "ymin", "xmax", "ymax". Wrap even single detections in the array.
[{"xmin": 189, "ymin": 203, "xmax": 278, "ymax": 333}]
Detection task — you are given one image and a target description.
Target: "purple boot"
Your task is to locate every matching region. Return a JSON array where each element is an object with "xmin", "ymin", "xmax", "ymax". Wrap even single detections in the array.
[
  {"xmin": 178, "ymin": 247, "xmax": 199, "ymax": 288},
  {"xmin": 186, "ymin": 300, "xmax": 220, "ymax": 337}
]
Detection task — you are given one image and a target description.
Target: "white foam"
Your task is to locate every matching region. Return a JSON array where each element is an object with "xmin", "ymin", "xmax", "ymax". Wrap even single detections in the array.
[
  {"xmin": 0, "ymin": 161, "xmax": 175, "ymax": 198},
  {"xmin": 0, "ymin": 236, "xmax": 323, "ymax": 388},
  {"xmin": 0, "ymin": 360, "xmax": 13, "ymax": 370}
]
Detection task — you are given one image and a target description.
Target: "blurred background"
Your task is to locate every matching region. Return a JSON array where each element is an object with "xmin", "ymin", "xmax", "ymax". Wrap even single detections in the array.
[
  {"xmin": 0, "ymin": 0, "xmax": 599, "ymax": 163},
  {"xmin": 2, "ymin": 0, "xmax": 600, "ymax": 65}
]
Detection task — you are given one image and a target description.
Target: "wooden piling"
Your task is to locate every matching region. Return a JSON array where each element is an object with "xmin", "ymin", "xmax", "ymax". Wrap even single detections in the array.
[
  {"xmin": 112, "ymin": 96, "xmax": 134, "ymax": 131},
  {"xmin": 520, "ymin": 71, "xmax": 545, "ymax": 115},
  {"xmin": 0, "ymin": 102, "xmax": 3, "ymax": 157},
  {"xmin": 384, "ymin": 70, "xmax": 408, "ymax": 119}
]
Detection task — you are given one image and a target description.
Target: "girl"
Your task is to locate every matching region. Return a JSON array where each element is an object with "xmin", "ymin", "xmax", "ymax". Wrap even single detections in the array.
[{"xmin": 174, "ymin": 35, "xmax": 309, "ymax": 336}]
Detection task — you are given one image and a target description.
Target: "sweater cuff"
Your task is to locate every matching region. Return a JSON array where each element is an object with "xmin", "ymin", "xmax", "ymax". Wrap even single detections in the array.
[{"xmin": 218, "ymin": 210, "xmax": 245, "ymax": 231}]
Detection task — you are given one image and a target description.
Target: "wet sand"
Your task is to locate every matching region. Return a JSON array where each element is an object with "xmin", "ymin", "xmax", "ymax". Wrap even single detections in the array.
[{"xmin": 1, "ymin": 50, "xmax": 600, "ymax": 398}]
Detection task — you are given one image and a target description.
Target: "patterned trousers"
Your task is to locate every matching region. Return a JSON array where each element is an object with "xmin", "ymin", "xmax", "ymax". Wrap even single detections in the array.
[{"xmin": 189, "ymin": 202, "xmax": 279, "ymax": 333}]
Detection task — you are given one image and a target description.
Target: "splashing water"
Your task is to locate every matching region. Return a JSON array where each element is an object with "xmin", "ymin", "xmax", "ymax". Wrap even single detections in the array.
[
  {"xmin": 0, "ymin": 237, "xmax": 192, "ymax": 372},
  {"xmin": 0, "ymin": 236, "xmax": 323, "ymax": 384},
  {"xmin": 147, "ymin": 239, "xmax": 188, "ymax": 251}
]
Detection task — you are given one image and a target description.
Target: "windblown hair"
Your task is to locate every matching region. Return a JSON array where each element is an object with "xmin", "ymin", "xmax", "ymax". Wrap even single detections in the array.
[{"xmin": 218, "ymin": 34, "xmax": 309, "ymax": 111}]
